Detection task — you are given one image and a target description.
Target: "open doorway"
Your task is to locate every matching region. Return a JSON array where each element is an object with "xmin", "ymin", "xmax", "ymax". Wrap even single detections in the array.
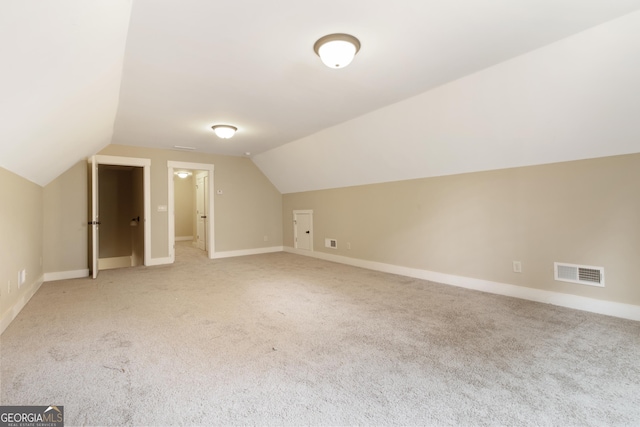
[
  {"xmin": 173, "ymin": 169, "xmax": 210, "ymax": 262},
  {"xmin": 173, "ymin": 170, "xmax": 208, "ymax": 251},
  {"xmin": 97, "ymin": 165, "xmax": 145, "ymax": 270},
  {"xmin": 88, "ymin": 155, "xmax": 151, "ymax": 278},
  {"xmin": 168, "ymin": 161, "xmax": 214, "ymax": 262}
]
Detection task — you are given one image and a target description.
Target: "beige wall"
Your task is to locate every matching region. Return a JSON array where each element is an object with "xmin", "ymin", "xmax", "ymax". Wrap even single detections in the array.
[
  {"xmin": 41, "ymin": 144, "xmax": 283, "ymax": 273},
  {"xmin": 283, "ymin": 154, "xmax": 640, "ymax": 306},
  {"xmin": 174, "ymin": 174, "xmax": 194, "ymax": 239},
  {"xmin": 43, "ymin": 161, "xmax": 88, "ymax": 274},
  {"xmin": 1, "ymin": 167, "xmax": 43, "ymax": 332},
  {"xmin": 98, "ymin": 145, "xmax": 282, "ymax": 256}
]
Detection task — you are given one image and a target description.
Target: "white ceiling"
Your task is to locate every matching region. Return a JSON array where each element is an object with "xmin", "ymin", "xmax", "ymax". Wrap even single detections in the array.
[
  {"xmin": 0, "ymin": 1, "xmax": 131, "ymax": 186},
  {"xmin": 2, "ymin": 1, "xmax": 640, "ymax": 187},
  {"xmin": 255, "ymin": 9, "xmax": 640, "ymax": 193}
]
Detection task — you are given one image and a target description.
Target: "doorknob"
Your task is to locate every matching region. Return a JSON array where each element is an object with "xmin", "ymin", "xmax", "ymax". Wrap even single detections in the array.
[
  {"xmin": 305, "ymin": 230, "xmax": 310, "ymax": 234},
  {"xmin": 201, "ymin": 215, "xmax": 207, "ymax": 219}
]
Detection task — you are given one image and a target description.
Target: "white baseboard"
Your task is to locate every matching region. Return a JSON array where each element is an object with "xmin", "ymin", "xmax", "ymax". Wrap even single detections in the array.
[
  {"xmin": 175, "ymin": 236, "xmax": 193, "ymax": 242},
  {"xmin": 146, "ymin": 256, "xmax": 173, "ymax": 266},
  {"xmin": 284, "ymin": 247, "xmax": 640, "ymax": 322},
  {"xmin": 44, "ymin": 269, "xmax": 89, "ymax": 282},
  {"xmin": 1, "ymin": 275, "xmax": 44, "ymax": 336},
  {"xmin": 213, "ymin": 246, "xmax": 284, "ymax": 259}
]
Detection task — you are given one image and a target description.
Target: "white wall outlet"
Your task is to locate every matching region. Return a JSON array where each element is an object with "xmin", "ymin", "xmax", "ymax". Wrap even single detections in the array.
[
  {"xmin": 264, "ymin": 235, "xmax": 268, "ymax": 242},
  {"xmin": 513, "ymin": 261, "xmax": 522, "ymax": 273},
  {"xmin": 347, "ymin": 242, "xmax": 351, "ymax": 250},
  {"xmin": 8, "ymin": 280, "xmax": 11, "ymax": 294}
]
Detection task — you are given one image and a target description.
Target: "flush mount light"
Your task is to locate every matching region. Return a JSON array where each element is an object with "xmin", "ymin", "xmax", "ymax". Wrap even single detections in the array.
[
  {"xmin": 175, "ymin": 171, "xmax": 191, "ymax": 179},
  {"xmin": 314, "ymin": 33, "xmax": 361, "ymax": 69},
  {"xmin": 211, "ymin": 124, "xmax": 237, "ymax": 139}
]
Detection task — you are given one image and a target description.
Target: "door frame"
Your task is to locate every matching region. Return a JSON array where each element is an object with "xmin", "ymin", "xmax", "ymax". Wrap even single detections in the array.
[
  {"xmin": 168, "ymin": 161, "xmax": 215, "ymax": 261},
  {"xmin": 293, "ymin": 209, "xmax": 314, "ymax": 251},
  {"xmin": 90, "ymin": 155, "xmax": 151, "ymax": 274}
]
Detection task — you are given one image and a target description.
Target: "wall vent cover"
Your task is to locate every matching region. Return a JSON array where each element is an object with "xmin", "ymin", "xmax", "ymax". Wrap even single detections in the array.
[{"xmin": 554, "ymin": 262, "xmax": 604, "ymax": 287}]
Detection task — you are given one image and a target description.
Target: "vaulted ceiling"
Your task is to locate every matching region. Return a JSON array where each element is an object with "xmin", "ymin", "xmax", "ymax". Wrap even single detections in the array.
[{"xmin": 2, "ymin": 1, "xmax": 640, "ymax": 190}]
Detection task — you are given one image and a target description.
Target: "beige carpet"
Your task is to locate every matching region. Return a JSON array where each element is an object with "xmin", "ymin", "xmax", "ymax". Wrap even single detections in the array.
[{"xmin": 1, "ymin": 243, "xmax": 639, "ymax": 426}]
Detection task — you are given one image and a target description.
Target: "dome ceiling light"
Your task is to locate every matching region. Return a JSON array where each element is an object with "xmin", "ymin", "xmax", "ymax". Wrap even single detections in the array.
[
  {"xmin": 313, "ymin": 33, "xmax": 361, "ymax": 69},
  {"xmin": 211, "ymin": 124, "xmax": 237, "ymax": 139}
]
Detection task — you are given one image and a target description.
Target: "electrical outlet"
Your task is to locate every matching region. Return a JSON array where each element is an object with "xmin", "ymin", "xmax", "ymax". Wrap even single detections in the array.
[
  {"xmin": 347, "ymin": 242, "xmax": 351, "ymax": 250},
  {"xmin": 264, "ymin": 235, "xmax": 268, "ymax": 242},
  {"xmin": 8, "ymin": 280, "xmax": 11, "ymax": 294},
  {"xmin": 513, "ymin": 261, "xmax": 522, "ymax": 273}
]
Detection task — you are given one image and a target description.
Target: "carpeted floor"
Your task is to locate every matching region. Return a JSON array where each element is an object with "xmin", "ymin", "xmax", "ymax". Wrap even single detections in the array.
[{"xmin": 1, "ymin": 242, "xmax": 639, "ymax": 426}]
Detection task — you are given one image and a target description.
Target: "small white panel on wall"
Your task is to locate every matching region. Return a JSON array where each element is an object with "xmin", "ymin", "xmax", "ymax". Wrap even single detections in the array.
[{"xmin": 325, "ymin": 238, "xmax": 337, "ymax": 249}]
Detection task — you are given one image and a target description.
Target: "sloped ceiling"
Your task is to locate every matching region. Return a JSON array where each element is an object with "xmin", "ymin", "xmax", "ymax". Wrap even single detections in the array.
[
  {"xmin": 254, "ymin": 10, "xmax": 640, "ymax": 193},
  {"xmin": 0, "ymin": 1, "xmax": 132, "ymax": 186},
  {"xmin": 2, "ymin": 1, "xmax": 640, "ymax": 188}
]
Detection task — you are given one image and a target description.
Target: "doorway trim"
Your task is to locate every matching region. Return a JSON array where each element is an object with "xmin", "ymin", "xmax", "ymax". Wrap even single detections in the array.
[
  {"xmin": 93, "ymin": 155, "xmax": 151, "ymax": 267},
  {"xmin": 293, "ymin": 209, "xmax": 314, "ymax": 251},
  {"xmin": 168, "ymin": 161, "xmax": 215, "ymax": 261}
]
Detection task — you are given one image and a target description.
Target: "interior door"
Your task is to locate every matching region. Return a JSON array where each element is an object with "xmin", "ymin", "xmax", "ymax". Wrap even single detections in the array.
[
  {"xmin": 196, "ymin": 172, "xmax": 207, "ymax": 251},
  {"xmin": 294, "ymin": 211, "xmax": 312, "ymax": 250},
  {"xmin": 90, "ymin": 156, "xmax": 99, "ymax": 278}
]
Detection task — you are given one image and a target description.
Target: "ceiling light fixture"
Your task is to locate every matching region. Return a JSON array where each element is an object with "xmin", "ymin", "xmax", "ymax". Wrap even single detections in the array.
[
  {"xmin": 314, "ymin": 33, "xmax": 361, "ymax": 69},
  {"xmin": 175, "ymin": 171, "xmax": 191, "ymax": 179},
  {"xmin": 211, "ymin": 124, "xmax": 237, "ymax": 139}
]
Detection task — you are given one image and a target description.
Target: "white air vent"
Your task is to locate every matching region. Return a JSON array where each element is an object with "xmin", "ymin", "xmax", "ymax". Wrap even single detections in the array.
[
  {"xmin": 554, "ymin": 262, "xmax": 604, "ymax": 287},
  {"xmin": 325, "ymin": 238, "xmax": 337, "ymax": 249}
]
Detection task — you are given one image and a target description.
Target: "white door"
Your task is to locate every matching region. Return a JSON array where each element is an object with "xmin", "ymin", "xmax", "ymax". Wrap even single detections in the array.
[
  {"xmin": 90, "ymin": 156, "xmax": 100, "ymax": 278},
  {"xmin": 196, "ymin": 172, "xmax": 208, "ymax": 251},
  {"xmin": 294, "ymin": 210, "xmax": 313, "ymax": 251}
]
